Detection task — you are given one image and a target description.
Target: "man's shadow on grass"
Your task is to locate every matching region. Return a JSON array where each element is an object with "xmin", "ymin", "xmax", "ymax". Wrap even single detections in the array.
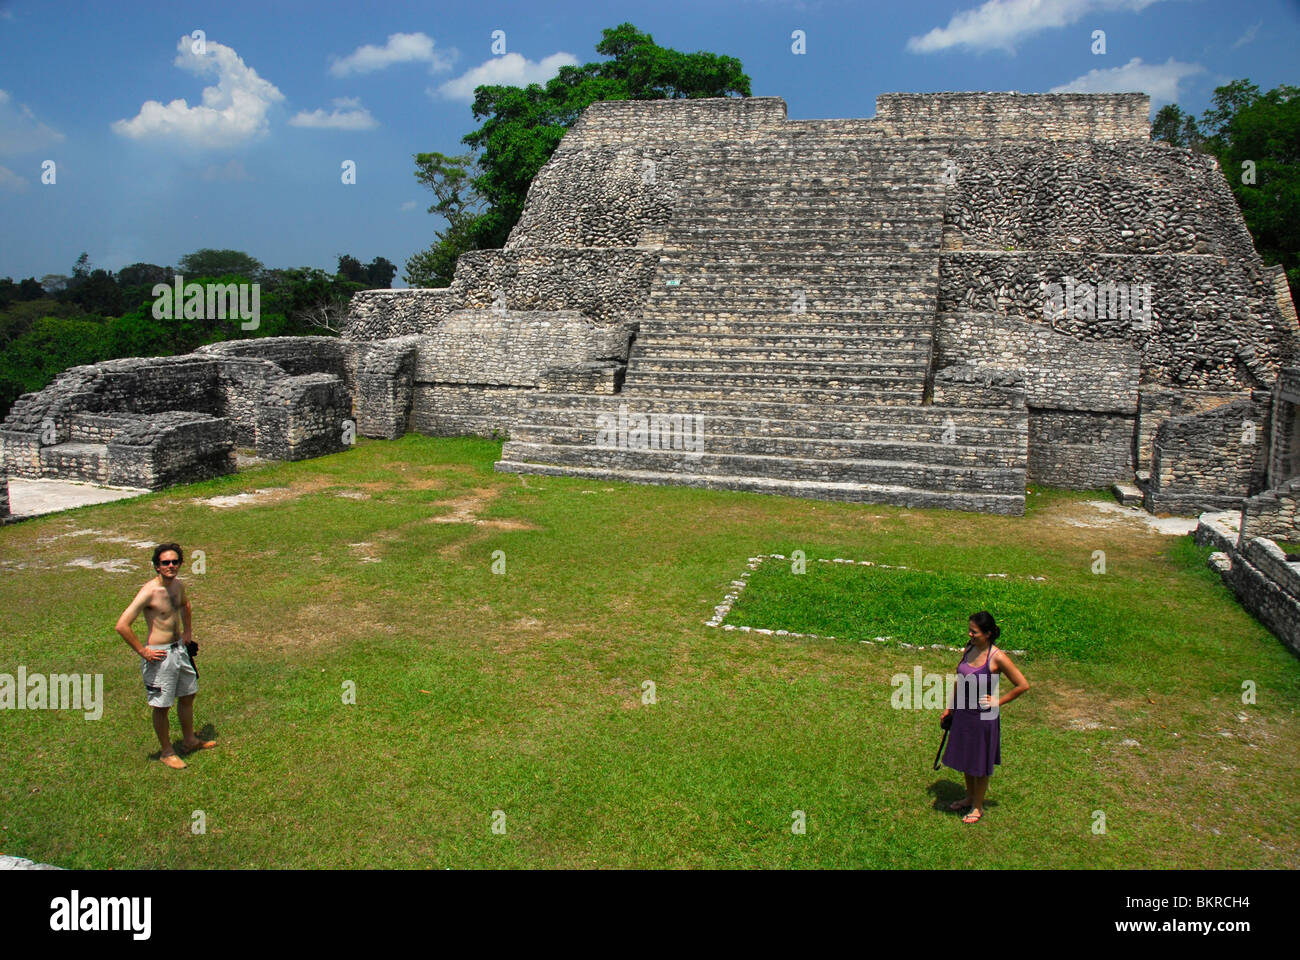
[
  {"xmin": 927, "ymin": 780, "xmax": 999, "ymax": 814},
  {"xmin": 147, "ymin": 723, "xmax": 219, "ymax": 764}
]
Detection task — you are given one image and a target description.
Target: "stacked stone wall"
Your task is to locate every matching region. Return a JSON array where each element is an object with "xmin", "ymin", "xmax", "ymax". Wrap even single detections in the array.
[
  {"xmin": 943, "ymin": 143, "xmax": 1237, "ymax": 255},
  {"xmin": 506, "ymin": 147, "xmax": 685, "ymax": 249},
  {"xmin": 566, "ymin": 97, "xmax": 786, "ymax": 145},
  {"xmin": 1147, "ymin": 394, "xmax": 1271, "ymax": 514},
  {"xmin": 937, "ymin": 252, "xmax": 1294, "ymax": 391},
  {"xmin": 1222, "ymin": 537, "xmax": 1300, "ymax": 658},
  {"xmin": 108, "ymin": 412, "xmax": 234, "ymax": 488},
  {"xmin": 256, "ymin": 374, "xmax": 351, "ymax": 461},
  {"xmin": 874, "ymin": 92, "xmax": 1150, "ymax": 140}
]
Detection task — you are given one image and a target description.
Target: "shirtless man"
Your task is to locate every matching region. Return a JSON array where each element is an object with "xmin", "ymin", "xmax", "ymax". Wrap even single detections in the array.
[{"xmin": 116, "ymin": 542, "xmax": 215, "ymax": 769}]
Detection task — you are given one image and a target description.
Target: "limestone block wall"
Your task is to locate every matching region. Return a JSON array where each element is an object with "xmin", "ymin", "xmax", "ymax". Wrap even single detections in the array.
[
  {"xmin": 873, "ymin": 93, "xmax": 1150, "ymax": 141},
  {"xmin": 942, "ymin": 143, "xmax": 1238, "ymax": 255},
  {"xmin": 937, "ymin": 252, "xmax": 1295, "ymax": 391},
  {"xmin": 565, "ymin": 97, "xmax": 786, "ymax": 146},
  {"xmin": 106, "ymin": 412, "xmax": 235, "ymax": 489},
  {"xmin": 256, "ymin": 374, "xmax": 351, "ymax": 461},
  {"xmin": 1222, "ymin": 537, "xmax": 1300, "ymax": 658},
  {"xmin": 0, "ymin": 473, "xmax": 8, "ymax": 519},
  {"xmin": 353, "ymin": 336, "xmax": 420, "ymax": 440},
  {"xmin": 410, "ymin": 311, "xmax": 636, "ymax": 437},
  {"xmin": 1240, "ymin": 477, "xmax": 1300, "ymax": 543},
  {"xmin": 505, "ymin": 146, "xmax": 686, "ymax": 249},
  {"xmin": 1147, "ymin": 394, "xmax": 1271, "ymax": 514}
]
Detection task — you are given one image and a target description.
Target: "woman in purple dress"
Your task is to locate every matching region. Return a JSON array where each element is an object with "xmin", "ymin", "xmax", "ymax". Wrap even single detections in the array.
[{"xmin": 940, "ymin": 611, "xmax": 1030, "ymax": 824}]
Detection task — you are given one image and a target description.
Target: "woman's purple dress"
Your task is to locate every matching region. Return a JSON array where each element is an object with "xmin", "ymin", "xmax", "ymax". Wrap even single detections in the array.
[{"xmin": 942, "ymin": 644, "xmax": 1001, "ymax": 777}]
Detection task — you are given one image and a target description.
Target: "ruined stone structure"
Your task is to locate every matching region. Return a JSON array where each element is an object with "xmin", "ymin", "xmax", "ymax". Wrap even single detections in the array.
[
  {"xmin": 6, "ymin": 92, "xmax": 1298, "ymax": 519},
  {"xmin": 343, "ymin": 93, "xmax": 1299, "ymax": 515},
  {"xmin": 0, "ymin": 338, "xmax": 358, "ymax": 490}
]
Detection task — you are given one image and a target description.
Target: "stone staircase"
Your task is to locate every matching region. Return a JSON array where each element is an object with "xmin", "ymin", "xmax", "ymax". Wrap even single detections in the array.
[{"xmin": 497, "ymin": 135, "xmax": 1029, "ymax": 513}]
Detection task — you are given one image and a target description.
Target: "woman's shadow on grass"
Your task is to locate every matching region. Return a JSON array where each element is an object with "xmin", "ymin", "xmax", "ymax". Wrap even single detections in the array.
[{"xmin": 927, "ymin": 780, "xmax": 999, "ymax": 814}]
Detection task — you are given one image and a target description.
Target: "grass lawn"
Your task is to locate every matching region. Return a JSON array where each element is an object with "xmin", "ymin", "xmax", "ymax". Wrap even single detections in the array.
[{"xmin": 1, "ymin": 435, "xmax": 1297, "ymax": 868}]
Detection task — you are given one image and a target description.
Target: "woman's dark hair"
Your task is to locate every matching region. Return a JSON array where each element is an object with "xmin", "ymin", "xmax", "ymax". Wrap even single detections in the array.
[
  {"xmin": 969, "ymin": 611, "xmax": 1000, "ymax": 643},
  {"xmin": 152, "ymin": 542, "xmax": 183, "ymax": 567}
]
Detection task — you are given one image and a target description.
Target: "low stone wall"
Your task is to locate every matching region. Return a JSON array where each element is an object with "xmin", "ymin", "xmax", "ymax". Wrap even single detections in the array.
[
  {"xmin": 352, "ymin": 337, "xmax": 419, "ymax": 440},
  {"xmin": 256, "ymin": 374, "xmax": 352, "ymax": 461},
  {"xmin": 1028, "ymin": 410, "xmax": 1134, "ymax": 488},
  {"xmin": 107, "ymin": 412, "xmax": 235, "ymax": 489},
  {"xmin": 1146, "ymin": 394, "xmax": 1271, "ymax": 514},
  {"xmin": 1240, "ymin": 477, "xmax": 1300, "ymax": 543},
  {"xmin": 1220, "ymin": 536, "xmax": 1300, "ymax": 658},
  {"xmin": 410, "ymin": 385, "xmax": 526, "ymax": 438},
  {"xmin": 873, "ymin": 92, "xmax": 1150, "ymax": 141}
]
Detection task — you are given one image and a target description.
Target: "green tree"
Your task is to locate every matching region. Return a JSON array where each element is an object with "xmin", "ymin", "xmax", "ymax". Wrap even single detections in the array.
[
  {"xmin": 177, "ymin": 249, "xmax": 263, "ymax": 280},
  {"xmin": 337, "ymin": 254, "xmax": 368, "ymax": 284},
  {"xmin": 365, "ymin": 256, "xmax": 396, "ymax": 289},
  {"xmin": 1151, "ymin": 103, "xmax": 1201, "ymax": 149},
  {"xmin": 1197, "ymin": 80, "xmax": 1300, "ymax": 303}
]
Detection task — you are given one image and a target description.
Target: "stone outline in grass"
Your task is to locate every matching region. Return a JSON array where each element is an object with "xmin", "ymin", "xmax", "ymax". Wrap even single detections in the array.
[{"xmin": 705, "ymin": 554, "xmax": 1034, "ymax": 654}]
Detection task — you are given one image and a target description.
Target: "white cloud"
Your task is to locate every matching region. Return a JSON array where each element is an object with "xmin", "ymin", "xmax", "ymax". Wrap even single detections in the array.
[
  {"xmin": 112, "ymin": 36, "xmax": 285, "ymax": 148},
  {"xmin": 433, "ymin": 52, "xmax": 579, "ymax": 102},
  {"xmin": 908, "ymin": 0, "xmax": 1168, "ymax": 54},
  {"xmin": 1049, "ymin": 56, "xmax": 1203, "ymax": 103},
  {"xmin": 1231, "ymin": 20, "xmax": 1262, "ymax": 50},
  {"xmin": 400, "ymin": 199, "xmax": 419, "ymax": 212},
  {"xmin": 289, "ymin": 97, "xmax": 379, "ymax": 130},
  {"xmin": 0, "ymin": 163, "xmax": 28, "ymax": 190},
  {"xmin": 329, "ymin": 32, "xmax": 455, "ymax": 76},
  {"xmin": 0, "ymin": 88, "xmax": 66, "ymax": 154},
  {"xmin": 200, "ymin": 159, "xmax": 253, "ymax": 181}
]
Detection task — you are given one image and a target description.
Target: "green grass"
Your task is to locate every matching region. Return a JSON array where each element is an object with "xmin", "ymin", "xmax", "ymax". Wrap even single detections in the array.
[{"xmin": 1, "ymin": 435, "xmax": 1298, "ymax": 869}]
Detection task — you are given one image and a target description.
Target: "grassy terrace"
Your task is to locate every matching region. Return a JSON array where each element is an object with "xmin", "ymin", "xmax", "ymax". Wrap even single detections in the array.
[{"xmin": 1, "ymin": 435, "xmax": 1297, "ymax": 869}]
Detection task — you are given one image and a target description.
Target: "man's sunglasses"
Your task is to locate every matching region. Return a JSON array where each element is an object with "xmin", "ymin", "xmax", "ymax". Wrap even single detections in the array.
[{"xmin": 157, "ymin": 559, "xmax": 181, "ymax": 567}]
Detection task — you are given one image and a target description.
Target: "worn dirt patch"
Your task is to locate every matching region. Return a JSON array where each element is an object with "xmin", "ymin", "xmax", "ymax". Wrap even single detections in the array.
[
  {"xmin": 1056, "ymin": 499, "xmax": 1198, "ymax": 536},
  {"xmin": 426, "ymin": 487, "xmax": 537, "ymax": 531}
]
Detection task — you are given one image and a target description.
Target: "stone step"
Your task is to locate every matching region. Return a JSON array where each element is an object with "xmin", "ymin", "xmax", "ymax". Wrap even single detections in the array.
[
  {"xmin": 497, "ymin": 442, "xmax": 1025, "ymax": 494},
  {"xmin": 636, "ymin": 316, "xmax": 937, "ymax": 334},
  {"xmin": 521, "ymin": 391, "xmax": 1019, "ymax": 423},
  {"xmin": 645, "ymin": 295, "xmax": 935, "ymax": 312},
  {"xmin": 508, "ymin": 422, "xmax": 1024, "ymax": 469},
  {"xmin": 516, "ymin": 402, "xmax": 1026, "ymax": 443},
  {"xmin": 494, "ymin": 460, "xmax": 1025, "ymax": 515},
  {"xmin": 631, "ymin": 341, "xmax": 932, "ymax": 361},
  {"xmin": 39, "ymin": 442, "xmax": 109, "ymax": 484},
  {"xmin": 615, "ymin": 381, "xmax": 924, "ymax": 405},
  {"xmin": 629, "ymin": 357, "xmax": 929, "ymax": 378},
  {"xmin": 622, "ymin": 368, "xmax": 924, "ymax": 392}
]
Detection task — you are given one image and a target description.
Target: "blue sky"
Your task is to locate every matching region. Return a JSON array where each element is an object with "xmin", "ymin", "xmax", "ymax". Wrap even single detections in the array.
[{"xmin": 0, "ymin": 0, "xmax": 1296, "ymax": 286}]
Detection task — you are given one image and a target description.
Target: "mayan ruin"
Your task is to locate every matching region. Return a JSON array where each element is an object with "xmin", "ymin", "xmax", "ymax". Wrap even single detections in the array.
[{"xmin": 7, "ymin": 92, "xmax": 1297, "ymax": 522}]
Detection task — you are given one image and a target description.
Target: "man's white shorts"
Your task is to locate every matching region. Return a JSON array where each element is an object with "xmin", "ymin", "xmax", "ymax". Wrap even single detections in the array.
[{"xmin": 141, "ymin": 643, "xmax": 198, "ymax": 708}]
